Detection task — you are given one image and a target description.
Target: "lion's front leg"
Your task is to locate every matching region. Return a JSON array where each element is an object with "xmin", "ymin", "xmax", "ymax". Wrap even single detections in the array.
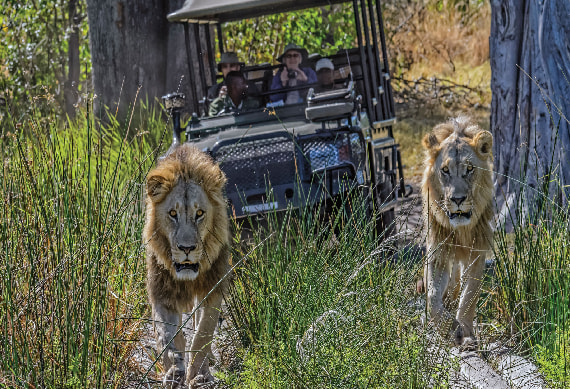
[
  {"xmin": 153, "ymin": 304, "xmax": 186, "ymax": 388},
  {"xmin": 456, "ymin": 254, "xmax": 485, "ymax": 349},
  {"xmin": 426, "ymin": 256, "xmax": 462, "ymax": 343},
  {"xmin": 186, "ymin": 292, "xmax": 222, "ymax": 388}
]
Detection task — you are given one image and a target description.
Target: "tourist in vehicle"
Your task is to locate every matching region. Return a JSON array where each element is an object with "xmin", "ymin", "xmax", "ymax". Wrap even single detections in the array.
[
  {"xmin": 314, "ymin": 58, "xmax": 341, "ymax": 93},
  {"xmin": 207, "ymin": 52, "xmax": 244, "ymax": 101},
  {"xmin": 269, "ymin": 43, "xmax": 317, "ymax": 104},
  {"xmin": 209, "ymin": 71, "xmax": 260, "ymax": 116}
]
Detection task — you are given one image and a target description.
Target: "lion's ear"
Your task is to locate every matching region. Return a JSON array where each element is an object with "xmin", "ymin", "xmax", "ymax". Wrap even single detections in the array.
[
  {"xmin": 422, "ymin": 133, "xmax": 438, "ymax": 149},
  {"xmin": 147, "ymin": 172, "xmax": 172, "ymax": 202},
  {"xmin": 473, "ymin": 130, "xmax": 493, "ymax": 159},
  {"xmin": 422, "ymin": 132, "xmax": 441, "ymax": 157},
  {"xmin": 213, "ymin": 169, "xmax": 227, "ymax": 191}
]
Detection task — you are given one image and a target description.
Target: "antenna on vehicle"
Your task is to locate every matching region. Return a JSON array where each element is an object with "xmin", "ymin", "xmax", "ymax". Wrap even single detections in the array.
[{"xmin": 345, "ymin": 49, "xmax": 353, "ymax": 83}]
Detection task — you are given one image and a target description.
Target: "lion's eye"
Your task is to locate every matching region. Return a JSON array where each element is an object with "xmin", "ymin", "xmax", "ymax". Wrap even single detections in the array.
[
  {"xmin": 169, "ymin": 209, "xmax": 177, "ymax": 218},
  {"xmin": 466, "ymin": 165, "xmax": 474, "ymax": 172},
  {"xmin": 442, "ymin": 166, "xmax": 449, "ymax": 174},
  {"xmin": 196, "ymin": 209, "xmax": 204, "ymax": 219}
]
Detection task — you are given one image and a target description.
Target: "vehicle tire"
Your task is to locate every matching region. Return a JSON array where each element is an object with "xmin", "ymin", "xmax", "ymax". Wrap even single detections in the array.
[
  {"xmin": 374, "ymin": 180, "xmax": 396, "ymax": 241},
  {"xmin": 378, "ymin": 207, "xmax": 395, "ymax": 240}
]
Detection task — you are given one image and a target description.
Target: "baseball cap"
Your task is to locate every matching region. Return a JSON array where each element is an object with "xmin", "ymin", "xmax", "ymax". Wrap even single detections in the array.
[{"xmin": 315, "ymin": 58, "xmax": 334, "ymax": 72}]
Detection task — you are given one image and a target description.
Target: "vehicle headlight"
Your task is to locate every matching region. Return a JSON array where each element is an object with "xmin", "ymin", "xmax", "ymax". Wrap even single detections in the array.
[{"xmin": 309, "ymin": 143, "xmax": 340, "ymax": 172}]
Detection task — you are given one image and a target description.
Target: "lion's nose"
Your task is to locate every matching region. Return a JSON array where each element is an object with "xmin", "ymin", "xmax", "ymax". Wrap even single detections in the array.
[
  {"xmin": 178, "ymin": 244, "xmax": 197, "ymax": 254},
  {"xmin": 450, "ymin": 196, "xmax": 466, "ymax": 206}
]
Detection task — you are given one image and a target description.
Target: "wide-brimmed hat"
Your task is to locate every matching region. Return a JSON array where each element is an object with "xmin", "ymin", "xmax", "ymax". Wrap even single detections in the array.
[
  {"xmin": 217, "ymin": 52, "xmax": 244, "ymax": 71},
  {"xmin": 277, "ymin": 43, "xmax": 308, "ymax": 63}
]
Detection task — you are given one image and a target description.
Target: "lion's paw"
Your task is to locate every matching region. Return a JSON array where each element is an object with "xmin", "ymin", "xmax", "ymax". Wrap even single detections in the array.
[
  {"xmin": 458, "ymin": 336, "xmax": 478, "ymax": 352},
  {"xmin": 450, "ymin": 322, "xmax": 478, "ymax": 351},
  {"xmin": 188, "ymin": 372, "xmax": 216, "ymax": 389},
  {"xmin": 449, "ymin": 320, "xmax": 464, "ymax": 346},
  {"xmin": 163, "ymin": 366, "xmax": 185, "ymax": 388}
]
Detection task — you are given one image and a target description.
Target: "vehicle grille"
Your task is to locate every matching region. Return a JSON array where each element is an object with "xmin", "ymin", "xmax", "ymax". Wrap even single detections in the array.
[{"xmin": 214, "ymin": 136, "xmax": 297, "ymax": 193}]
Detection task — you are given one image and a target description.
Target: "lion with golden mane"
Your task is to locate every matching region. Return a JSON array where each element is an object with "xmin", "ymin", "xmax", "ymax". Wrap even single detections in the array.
[
  {"xmin": 421, "ymin": 116, "xmax": 493, "ymax": 349},
  {"xmin": 144, "ymin": 144, "xmax": 230, "ymax": 388}
]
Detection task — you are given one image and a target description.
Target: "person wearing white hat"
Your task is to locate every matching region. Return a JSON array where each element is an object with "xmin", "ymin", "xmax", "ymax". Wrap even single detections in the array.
[
  {"xmin": 269, "ymin": 43, "xmax": 317, "ymax": 104},
  {"xmin": 315, "ymin": 58, "xmax": 339, "ymax": 93}
]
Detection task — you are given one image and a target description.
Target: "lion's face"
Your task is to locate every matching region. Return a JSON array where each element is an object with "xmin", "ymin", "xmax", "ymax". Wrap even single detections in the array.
[
  {"xmin": 144, "ymin": 144, "xmax": 229, "ymax": 283},
  {"xmin": 434, "ymin": 135, "xmax": 483, "ymax": 227},
  {"xmin": 422, "ymin": 117, "xmax": 493, "ymax": 230},
  {"xmin": 153, "ymin": 180, "xmax": 214, "ymax": 281}
]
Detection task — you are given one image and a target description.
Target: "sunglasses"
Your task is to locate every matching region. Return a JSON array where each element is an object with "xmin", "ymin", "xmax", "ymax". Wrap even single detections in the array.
[{"xmin": 284, "ymin": 53, "xmax": 301, "ymax": 59}]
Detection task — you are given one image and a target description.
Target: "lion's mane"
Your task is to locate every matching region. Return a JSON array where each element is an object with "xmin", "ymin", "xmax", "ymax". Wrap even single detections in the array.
[
  {"xmin": 143, "ymin": 144, "xmax": 230, "ymax": 308},
  {"xmin": 421, "ymin": 115, "xmax": 494, "ymax": 248}
]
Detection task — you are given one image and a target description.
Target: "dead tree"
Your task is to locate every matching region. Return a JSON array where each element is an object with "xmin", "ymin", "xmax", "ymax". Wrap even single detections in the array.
[
  {"xmin": 85, "ymin": 0, "xmax": 209, "ymax": 123},
  {"xmin": 490, "ymin": 0, "xmax": 569, "ymax": 221}
]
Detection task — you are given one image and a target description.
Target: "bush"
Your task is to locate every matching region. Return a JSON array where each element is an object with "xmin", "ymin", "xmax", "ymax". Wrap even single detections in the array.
[
  {"xmin": 0, "ymin": 101, "xmax": 168, "ymax": 387},
  {"xmin": 221, "ymin": 191, "xmax": 452, "ymax": 388}
]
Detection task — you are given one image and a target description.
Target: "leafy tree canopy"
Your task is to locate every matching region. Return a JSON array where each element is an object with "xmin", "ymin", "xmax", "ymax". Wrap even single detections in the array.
[
  {"xmin": 221, "ymin": 4, "xmax": 357, "ymax": 65},
  {"xmin": 0, "ymin": 0, "xmax": 90, "ymax": 118}
]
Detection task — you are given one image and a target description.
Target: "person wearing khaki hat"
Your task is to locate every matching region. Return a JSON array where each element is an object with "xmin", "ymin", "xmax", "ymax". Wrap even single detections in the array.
[
  {"xmin": 208, "ymin": 71, "xmax": 260, "ymax": 116},
  {"xmin": 314, "ymin": 58, "xmax": 340, "ymax": 93},
  {"xmin": 207, "ymin": 52, "xmax": 245, "ymax": 101},
  {"xmin": 269, "ymin": 43, "xmax": 317, "ymax": 104}
]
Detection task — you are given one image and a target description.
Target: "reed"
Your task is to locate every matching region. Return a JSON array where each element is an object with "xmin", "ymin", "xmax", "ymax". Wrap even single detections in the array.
[
  {"xmin": 222, "ymin": 188, "xmax": 451, "ymax": 387},
  {"xmin": 0, "ymin": 101, "xmax": 166, "ymax": 387}
]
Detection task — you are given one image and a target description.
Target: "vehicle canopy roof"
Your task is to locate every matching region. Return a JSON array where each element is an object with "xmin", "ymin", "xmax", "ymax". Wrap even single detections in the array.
[{"xmin": 168, "ymin": 0, "xmax": 348, "ymax": 23}]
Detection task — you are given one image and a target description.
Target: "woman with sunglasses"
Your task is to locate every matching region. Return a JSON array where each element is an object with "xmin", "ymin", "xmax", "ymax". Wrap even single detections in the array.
[{"xmin": 269, "ymin": 43, "xmax": 317, "ymax": 104}]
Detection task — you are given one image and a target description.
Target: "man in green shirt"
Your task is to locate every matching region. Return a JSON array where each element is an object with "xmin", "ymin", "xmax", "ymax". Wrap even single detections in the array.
[{"xmin": 209, "ymin": 71, "xmax": 260, "ymax": 116}]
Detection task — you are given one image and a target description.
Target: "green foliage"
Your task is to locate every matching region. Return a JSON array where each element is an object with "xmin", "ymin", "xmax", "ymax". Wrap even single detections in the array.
[
  {"xmin": 0, "ymin": 101, "xmax": 168, "ymax": 387},
  {"xmin": 492, "ymin": 166, "xmax": 570, "ymax": 382},
  {"xmin": 535, "ymin": 328, "xmax": 570, "ymax": 387},
  {"xmin": 221, "ymin": 4, "xmax": 356, "ymax": 65},
  {"xmin": 494, "ymin": 190, "xmax": 569, "ymax": 339},
  {"xmin": 0, "ymin": 0, "xmax": 91, "ymax": 118},
  {"xmin": 221, "ymin": 191, "xmax": 451, "ymax": 388}
]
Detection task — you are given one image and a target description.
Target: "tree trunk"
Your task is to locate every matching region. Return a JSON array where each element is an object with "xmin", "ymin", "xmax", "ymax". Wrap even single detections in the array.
[
  {"xmin": 64, "ymin": 0, "xmax": 81, "ymax": 119},
  {"xmin": 86, "ymin": 0, "xmax": 214, "ymax": 123},
  {"xmin": 490, "ymin": 0, "xmax": 570, "ymax": 223},
  {"xmin": 86, "ymin": 0, "xmax": 170, "ymax": 122}
]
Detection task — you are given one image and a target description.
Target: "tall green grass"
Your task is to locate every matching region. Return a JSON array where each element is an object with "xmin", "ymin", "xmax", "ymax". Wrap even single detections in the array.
[
  {"xmin": 493, "ymin": 175, "xmax": 569, "ymax": 385},
  {"xmin": 2, "ymin": 101, "xmax": 569, "ymax": 388},
  {"xmin": 0, "ymin": 102, "xmax": 167, "ymax": 387},
  {"xmin": 222, "ymin": 190, "xmax": 452, "ymax": 388}
]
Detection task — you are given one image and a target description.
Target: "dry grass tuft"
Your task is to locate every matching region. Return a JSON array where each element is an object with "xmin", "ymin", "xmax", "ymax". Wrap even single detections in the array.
[{"xmin": 385, "ymin": 1, "xmax": 491, "ymax": 77}]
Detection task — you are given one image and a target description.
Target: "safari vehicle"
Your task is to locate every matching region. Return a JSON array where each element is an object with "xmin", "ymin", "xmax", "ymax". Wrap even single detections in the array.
[{"xmin": 162, "ymin": 0, "xmax": 409, "ymax": 237}]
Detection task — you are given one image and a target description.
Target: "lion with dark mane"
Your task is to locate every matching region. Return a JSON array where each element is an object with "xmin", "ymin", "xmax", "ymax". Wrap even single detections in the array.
[
  {"xmin": 144, "ymin": 144, "xmax": 230, "ymax": 388},
  {"xmin": 421, "ymin": 115, "xmax": 493, "ymax": 349}
]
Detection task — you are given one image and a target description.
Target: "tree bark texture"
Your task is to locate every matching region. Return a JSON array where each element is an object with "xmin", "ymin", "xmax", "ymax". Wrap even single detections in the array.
[
  {"xmin": 86, "ymin": 0, "xmax": 216, "ymax": 122},
  {"xmin": 490, "ymin": 0, "xmax": 570, "ymax": 220},
  {"xmin": 64, "ymin": 0, "xmax": 81, "ymax": 119},
  {"xmin": 86, "ymin": 0, "xmax": 168, "ymax": 120}
]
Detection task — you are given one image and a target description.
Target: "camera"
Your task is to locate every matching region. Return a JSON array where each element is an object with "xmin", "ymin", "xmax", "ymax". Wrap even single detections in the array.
[{"xmin": 287, "ymin": 70, "xmax": 298, "ymax": 79}]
